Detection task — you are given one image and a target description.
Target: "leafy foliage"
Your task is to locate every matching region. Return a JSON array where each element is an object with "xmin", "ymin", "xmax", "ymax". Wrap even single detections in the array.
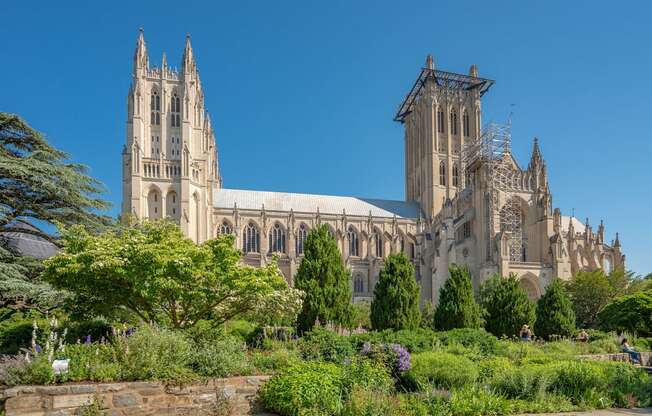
[
  {"xmin": 565, "ymin": 269, "xmax": 633, "ymax": 328},
  {"xmin": 433, "ymin": 266, "xmax": 482, "ymax": 331},
  {"xmin": 405, "ymin": 351, "xmax": 478, "ymax": 390},
  {"xmin": 598, "ymin": 290, "xmax": 652, "ymax": 336},
  {"xmin": 370, "ymin": 253, "xmax": 420, "ymax": 331},
  {"xmin": 43, "ymin": 220, "xmax": 303, "ymax": 328},
  {"xmin": 298, "ymin": 327, "xmax": 354, "ymax": 363},
  {"xmin": 535, "ymin": 279, "xmax": 576, "ymax": 340},
  {"xmin": 294, "ymin": 224, "xmax": 353, "ymax": 333},
  {"xmin": 479, "ymin": 274, "xmax": 536, "ymax": 338}
]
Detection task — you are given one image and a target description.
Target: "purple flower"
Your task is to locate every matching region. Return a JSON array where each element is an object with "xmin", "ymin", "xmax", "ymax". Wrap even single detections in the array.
[
  {"xmin": 84, "ymin": 335, "xmax": 92, "ymax": 345},
  {"xmin": 126, "ymin": 328, "xmax": 135, "ymax": 337},
  {"xmin": 391, "ymin": 344, "xmax": 411, "ymax": 372},
  {"xmin": 361, "ymin": 342, "xmax": 371, "ymax": 355},
  {"xmin": 34, "ymin": 344, "xmax": 42, "ymax": 353}
]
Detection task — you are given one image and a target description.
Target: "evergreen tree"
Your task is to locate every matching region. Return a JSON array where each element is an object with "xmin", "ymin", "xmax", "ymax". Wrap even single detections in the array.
[
  {"xmin": 535, "ymin": 278, "xmax": 575, "ymax": 339},
  {"xmin": 479, "ymin": 274, "xmax": 535, "ymax": 337},
  {"xmin": 433, "ymin": 266, "xmax": 481, "ymax": 330},
  {"xmin": 295, "ymin": 225, "xmax": 353, "ymax": 333},
  {"xmin": 370, "ymin": 253, "xmax": 420, "ymax": 331},
  {"xmin": 0, "ymin": 113, "xmax": 110, "ymax": 312}
]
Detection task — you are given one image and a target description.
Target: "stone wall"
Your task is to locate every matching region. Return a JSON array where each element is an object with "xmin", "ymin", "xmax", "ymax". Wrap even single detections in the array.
[
  {"xmin": 578, "ymin": 352, "xmax": 652, "ymax": 366},
  {"xmin": 0, "ymin": 376, "xmax": 270, "ymax": 416}
]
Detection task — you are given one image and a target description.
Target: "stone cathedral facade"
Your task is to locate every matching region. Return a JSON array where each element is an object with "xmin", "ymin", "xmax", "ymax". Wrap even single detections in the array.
[{"xmin": 122, "ymin": 31, "xmax": 625, "ymax": 303}]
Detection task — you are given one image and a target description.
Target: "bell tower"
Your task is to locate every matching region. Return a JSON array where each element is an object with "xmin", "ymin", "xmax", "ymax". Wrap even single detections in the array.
[
  {"xmin": 395, "ymin": 55, "xmax": 493, "ymax": 219},
  {"xmin": 122, "ymin": 29, "xmax": 221, "ymax": 242}
]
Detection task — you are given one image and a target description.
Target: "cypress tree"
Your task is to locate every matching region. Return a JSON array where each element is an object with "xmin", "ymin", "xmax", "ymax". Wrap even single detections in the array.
[
  {"xmin": 370, "ymin": 253, "xmax": 421, "ymax": 331},
  {"xmin": 479, "ymin": 274, "xmax": 536, "ymax": 337},
  {"xmin": 433, "ymin": 266, "xmax": 482, "ymax": 330},
  {"xmin": 295, "ymin": 224, "xmax": 353, "ymax": 333},
  {"xmin": 535, "ymin": 278, "xmax": 576, "ymax": 340}
]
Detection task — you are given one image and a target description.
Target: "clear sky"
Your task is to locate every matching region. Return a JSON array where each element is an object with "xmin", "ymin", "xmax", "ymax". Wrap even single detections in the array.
[{"xmin": 1, "ymin": 1, "xmax": 650, "ymax": 274}]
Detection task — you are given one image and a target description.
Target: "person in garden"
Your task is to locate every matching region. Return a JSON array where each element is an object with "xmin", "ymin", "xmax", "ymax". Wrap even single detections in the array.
[
  {"xmin": 621, "ymin": 338, "xmax": 642, "ymax": 364},
  {"xmin": 576, "ymin": 329, "xmax": 589, "ymax": 343},
  {"xmin": 519, "ymin": 324, "xmax": 532, "ymax": 342}
]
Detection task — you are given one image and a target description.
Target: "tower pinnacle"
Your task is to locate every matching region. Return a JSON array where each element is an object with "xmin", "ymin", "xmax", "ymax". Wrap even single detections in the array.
[
  {"xmin": 183, "ymin": 34, "xmax": 195, "ymax": 72},
  {"xmin": 133, "ymin": 28, "xmax": 148, "ymax": 74}
]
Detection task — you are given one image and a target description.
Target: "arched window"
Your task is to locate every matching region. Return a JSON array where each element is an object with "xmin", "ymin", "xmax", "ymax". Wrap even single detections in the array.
[
  {"xmin": 171, "ymin": 93, "xmax": 181, "ymax": 127},
  {"xmin": 218, "ymin": 220, "xmax": 232, "ymax": 235},
  {"xmin": 452, "ymin": 164, "xmax": 459, "ymax": 187},
  {"xmin": 463, "ymin": 110, "xmax": 470, "ymax": 137},
  {"xmin": 150, "ymin": 90, "xmax": 160, "ymax": 125},
  {"xmin": 242, "ymin": 222, "xmax": 260, "ymax": 254},
  {"xmin": 166, "ymin": 190, "xmax": 178, "ymax": 219},
  {"xmin": 439, "ymin": 161, "xmax": 446, "ymax": 186},
  {"xmin": 437, "ymin": 108, "xmax": 445, "ymax": 133},
  {"xmin": 347, "ymin": 226, "xmax": 359, "ymax": 257},
  {"xmin": 268, "ymin": 223, "xmax": 286, "ymax": 254},
  {"xmin": 296, "ymin": 224, "xmax": 308, "ymax": 255},
  {"xmin": 373, "ymin": 232, "xmax": 383, "ymax": 258},
  {"xmin": 354, "ymin": 275, "xmax": 364, "ymax": 293},
  {"xmin": 450, "ymin": 110, "xmax": 458, "ymax": 135},
  {"xmin": 147, "ymin": 189, "xmax": 161, "ymax": 219}
]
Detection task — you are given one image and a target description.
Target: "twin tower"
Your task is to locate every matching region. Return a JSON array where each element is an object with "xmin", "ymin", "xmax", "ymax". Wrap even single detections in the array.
[{"xmin": 121, "ymin": 29, "xmax": 220, "ymax": 242}]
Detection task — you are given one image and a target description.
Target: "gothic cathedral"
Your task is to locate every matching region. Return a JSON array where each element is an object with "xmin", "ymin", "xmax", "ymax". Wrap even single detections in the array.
[{"xmin": 122, "ymin": 30, "xmax": 625, "ymax": 303}]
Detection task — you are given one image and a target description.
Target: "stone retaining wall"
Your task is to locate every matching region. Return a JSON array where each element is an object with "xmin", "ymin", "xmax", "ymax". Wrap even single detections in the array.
[
  {"xmin": 0, "ymin": 376, "xmax": 270, "ymax": 416},
  {"xmin": 578, "ymin": 352, "xmax": 652, "ymax": 365}
]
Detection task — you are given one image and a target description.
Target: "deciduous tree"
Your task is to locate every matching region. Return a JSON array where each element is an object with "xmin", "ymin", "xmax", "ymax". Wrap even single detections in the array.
[{"xmin": 43, "ymin": 220, "xmax": 303, "ymax": 328}]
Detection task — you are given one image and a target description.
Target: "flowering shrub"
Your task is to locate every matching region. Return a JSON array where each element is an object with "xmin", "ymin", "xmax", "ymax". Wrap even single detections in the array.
[{"xmin": 359, "ymin": 342, "xmax": 411, "ymax": 377}]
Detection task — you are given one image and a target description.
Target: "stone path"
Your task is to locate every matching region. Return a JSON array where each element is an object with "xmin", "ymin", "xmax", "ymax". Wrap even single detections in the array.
[{"xmin": 520, "ymin": 408, "xmax": 652, "ymax": 416}]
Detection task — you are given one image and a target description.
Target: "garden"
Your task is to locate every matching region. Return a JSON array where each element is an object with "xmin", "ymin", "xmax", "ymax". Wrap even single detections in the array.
[{"xmin": 1, "ymin": 113, "xmax": 652, "ymax": 415}]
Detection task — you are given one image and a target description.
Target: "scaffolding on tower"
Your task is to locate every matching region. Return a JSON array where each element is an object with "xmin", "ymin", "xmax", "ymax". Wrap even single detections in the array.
[{"xmin": 463, "ymin": 120, "xmax": 524, "ymax": 263}]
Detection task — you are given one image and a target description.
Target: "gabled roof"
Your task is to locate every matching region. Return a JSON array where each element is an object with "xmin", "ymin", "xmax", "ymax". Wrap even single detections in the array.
[
  {"xmin": 213, "ymin": 188, "xmax": 421, "ymax": 219},
  {"xmin": 394, "ymin": 68, "xmax": 494, "ymax": 123}
]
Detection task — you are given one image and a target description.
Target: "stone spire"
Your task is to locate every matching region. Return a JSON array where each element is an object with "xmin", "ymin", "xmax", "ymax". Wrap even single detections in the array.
[
  {"xmin": 529, "ymin": 137, "xmax": 543, "ymax": 168},
  {"xmin": 133, "ymin": 28, "xmax": 149, "ymax": 76},
  {"xmin": 614, "ymin": 232, "xmax": 621, "ymax": 248},
  {"xmin": 162, "ymin": 52, "xmax": 167, "ymax": 70},
  {"xmin": 182, "ymin": 34, "xmax": 195, "ymax": 73}
]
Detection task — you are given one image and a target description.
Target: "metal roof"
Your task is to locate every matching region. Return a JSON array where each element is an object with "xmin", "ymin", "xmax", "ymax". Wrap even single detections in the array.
[
  {"xmin": 561, "ymin": 216, "xmax": 586, "ymax": 234},
  {"xmin": 213, "ymin": 188, "xmax": 421, "ymax": 219},
  {"xmin": 394, "ymin": 68, "xmax": 495, "ymax": 123}
]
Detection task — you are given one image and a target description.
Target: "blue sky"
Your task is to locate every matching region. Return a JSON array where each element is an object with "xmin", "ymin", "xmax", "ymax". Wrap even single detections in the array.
[{"xmin": 1, "ymin": 1, "xmax": 650, "ymax": 274}]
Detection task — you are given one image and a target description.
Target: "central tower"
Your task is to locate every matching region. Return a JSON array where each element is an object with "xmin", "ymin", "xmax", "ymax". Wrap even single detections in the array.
[
  {"xmin": 122, "ymin": 29, "xmax": 220, "ymax": 242},
  {"xmin": 395, "ymin": 55, "xmax": 493, "ymax": 220}
]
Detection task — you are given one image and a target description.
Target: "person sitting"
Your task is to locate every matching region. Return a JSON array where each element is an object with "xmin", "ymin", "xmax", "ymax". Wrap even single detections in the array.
[
  {"xmin": 621, "ymin": 338, "xmax": 642, "ymax": 364},
  {"xmin": 519, "ymin": 324, "xmax": 532, "ymax": 342},
  {"xmin": 576, "ymin": 329, "xmax": 589, "ymax": 343}
]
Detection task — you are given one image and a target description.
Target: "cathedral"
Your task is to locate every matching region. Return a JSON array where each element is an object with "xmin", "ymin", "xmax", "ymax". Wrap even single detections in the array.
[{"xmin": 122, "ymin": 30, "xmax": 625, "ymax": 303}]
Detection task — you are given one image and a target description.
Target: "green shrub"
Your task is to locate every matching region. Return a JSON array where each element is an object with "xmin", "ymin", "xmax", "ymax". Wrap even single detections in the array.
[
  {"xmin": 535, "ymin": 279, "xmax": 576, "ymax": 340},
  {"xmin": 223, "ymin": 320, "xmax": 258, "ymax": 341},
  {"xmin": 341, "ymin": 358, "xmax": 394, "ymax": 394},
  {"xmin": 117, "ymin": 326, "xmax": 195, "ymax": 382},
  {"xmin": 341, "ymin": 389, "xmax": 433, "ymax": 416},
  {"xmin": 435, "ymin": 328, "xmax": 498, "ymax": 356},
  {"xmin": 510, "ymin": 393, "xmax": 577, "ymax": 414},
  {"xmin": 252, "ymin": 348, "xmax": 301, "ymax": 373},
  {"xmin": 477, "ymin": 356, "xmax": 512, "ymax": 381},
  {"xmin": 350, "ymin": 300, "xmax": 371, "ymax": 330},
  {"xmin": 479, "ymin": 274, "xmax": 536, "ymax": 338},
  {"xmin": 448, "ymin": 386, "xmax": 511, "ymax": 416},
  {"xmin": 298, "ymin": 327, "xmax": 353, "ymax": 363},
  {"xmin": 350, "ymin": 328, "xmax": 439, "ymax": 354},
  {"xmin": 434, "ymin": 266, "xmax": 482, "ymax": 330},
  {"xmin": 260, "ymin": 361, "xmax": 344, "ymax": 416},
  {"xmin": 548, "ymin": 361, "xmax": 609, "ymax": 405},
  {"xmin": 64, "ymin": 319, "xmax": 113, "ymax": 344},
  {"xmin": 602, "ymin": 361, "xmax": 652, "ymax": 407},
  {"xmin": 370, "ymin": 253, "xmax": 421, "ymax": 331},
  {"xmin": 490, "ymin": 364, "xmax": 551, "ymax": 400},
  {"xmin": 59, "ymin": 344, "xmax": 120, "ymax": 382},
  {"xmin": 189, "ymin": 335, "xmax": 252, "ymax": 377},
  {"xmin": 598, "ymin": 290, "xmax": 652, "ymax": 337},
  {"xmin": 405, "ymin": 351, "xmax": 478, "ymax": 391}
]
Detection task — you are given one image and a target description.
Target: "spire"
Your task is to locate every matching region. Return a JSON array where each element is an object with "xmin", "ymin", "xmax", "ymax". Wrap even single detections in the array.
[
  {"xmin": 530, "ymin": 137, "xmax": 542, "ymax": 165},
  {"xmin": 183, "ymin": 34, "xmax": 195, "ymax": 73},
  {"xmin": 614, "ymin": 232, "xmax": 621, "ymax": 248},
  {"xmin": 425, "ymin": 54, "xmax": 434, "ymax": 70},
  {"xmin": 162, "ymin": 52, "xmax": 167, "ymax": 70},
  {"xmin": 133, "ymin": 27, "xmax": 149, "ymax": 75}
]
